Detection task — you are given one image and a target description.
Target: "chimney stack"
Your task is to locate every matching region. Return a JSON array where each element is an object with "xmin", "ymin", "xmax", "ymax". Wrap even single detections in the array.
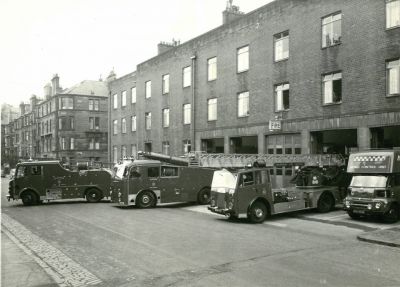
[
  {"xmin": 44, "ymin": 83, "xmax": 52, "ymax": 100},
  {"xmin": 30, "ymin": 95, "xmax": 37, "ymax": 111},
  {"xmin": 19, "ymin": 101, "xmax": 25, "ymax": 115},
  {"xmin": 51, "ymin": 74, "xmax": 60, "ymax": 96},
  {"xmin": 157, "ymin": 39, "xmax": 180, "ymax": 55},
  {"xmin": 223, "ymin": 0, "xmax": 244, "ymax": 25}
]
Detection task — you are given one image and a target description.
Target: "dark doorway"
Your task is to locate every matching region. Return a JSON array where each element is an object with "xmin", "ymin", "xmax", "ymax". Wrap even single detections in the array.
[
  {"xmin": 144, "ymin": 142, "xmax": 152, "ymax": 152},
  {"xmin": 371, "ymin": 126, "xmax": 400, "ymax": 148},
  {"xmin": 201, "ymin": 138, "xmax": 224, "ymax": 153},
  {"xmin": 310, "ymin": 129, "xmax": 357, "ymax": 155},
  {"xmin": 230, "ymin": 136, "xmax": 258, "ymax": 154}
]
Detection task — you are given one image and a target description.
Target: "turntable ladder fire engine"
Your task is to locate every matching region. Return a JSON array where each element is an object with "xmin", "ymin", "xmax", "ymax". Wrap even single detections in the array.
[{"xmin": 138, "ymin": 151, "xmax": 345, "ymax": 168}]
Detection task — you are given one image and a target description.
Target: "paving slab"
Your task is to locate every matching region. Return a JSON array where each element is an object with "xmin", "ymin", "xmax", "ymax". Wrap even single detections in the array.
[{"xmin": 357, "ymin": 227, "xmax": 400, "ymax": 248}]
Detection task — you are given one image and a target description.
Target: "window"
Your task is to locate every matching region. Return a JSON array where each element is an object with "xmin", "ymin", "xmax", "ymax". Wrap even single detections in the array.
[
  {"xmin": 161, "ymin": 166, "xmax": 179, "ymax": 177},
  {"xmin": 208, "ymin": 57, "xmax": 217, "ymax": 81},
  {"xmin": 89, "ymin": 99, "xmax": 99, "ymax": 111},
  {"xmin": 131, "ymin": 144, "xmax": 137, "ymax": 157},
  {"xmin": 131, "ymin": 87, "xmax": 136, "ymax": 104},
  {"xmin": 70, "ymin": 138, "xmax": 74, "ymax": 150},
  {"xmin": 94, "ymin": 100, "xmax": 99, "ymax": 111},
  {"xmin": 237, "ymin": 45, "xmax": 249, "ymax": 72},
  {"xmin": 113, "ymin": 94, "xmax": 118, "ymax": 109},
  {"xmin": 122, "ymin": 91, "xmax": 127, "ymax": 107},
  {"xmin": 274, "ymin": 31, "xmax": 289, "ymax": 61},
  {"xmin": 89, "ymin": 100, "xmax": 94, "ymax": 111},
  {"xmin": 113, "ymin": 120, "xmax": 118, "ymax": 135},
  {"xmin": 145, "ymin": 81, "xmax": 152, "ymax": 98},
  {"xmin": 122, "ymin": 118, "xmax": 127, "ymax": 134},
  {"xmin": 163, "ymin": 108, "xmax": 170, "ymax": 128},
  {"xmin": 89, "ymin": 117, "xmax": 94, "ymax": 130},
  {"xmin": 89, "ymin": 138, "xmax": 94, "ymax": 150},
  {"xmin": 113, "ymin": 146, "xmax": 118, "ymax": 163},
  {"xmin": 145, "ymin": 112, "xmax": 151, "ymax": 130},
  {"xmin": 183, "ymin": 66, "xmax": 191, "ymax": 87},
  {"xmin": 60, "ymin": 137, "xmax": 66, "ymax": 150},
  {"xmin": 162, "ymin": 141, "xmax": 170, "ymax": 155},
  {"xmin": 95, "ymin": 140, "xmax": 100, "ymax": 150},
  {"xmin": 275, "ymin": 83, "xmax": 290, "ymax": 111},
  {"xmin": 59, "ymin": 117, "xmax": 74, "ymax": 130},
  {"xmin": 238, "ymin": 91, "xmax": 249, "ymax": 117},
  {"xmin": 322, "ymin": 13, "xmax": 342, "ymax": 48},
  {"xmin": 148, "ymin": 167, "xmax": 160, "ymax": 178},
  {"xmin": 121, "ymin": 145, "xmax": 127, "ymax": 158},
  {"xmin": 183, "ymin": 104, "xmax": 191, "ymax": 124},
  {"xmin": 387, "ymin": 0, "xmax": 400, "ymax": 28},
  {"xmin": 31, "ymin": 166, "xmax": 42, "ymax": 176},
  {"xmin": 89, "ymin": 117, "xmax": 100, "ymax": 130},
  {"xmin": 239, "ymin": 172, "xmax": 254, "ymax": 187},
  {"xmin": 131, "ymin": 115, "xmax": 137, "ymax": 132},
  {"xmin": 162, "ymin": 74, "xmax": 170, "ymax": 94},
  {"xmin": 208, "ymin": 98, "xmax": 217, "ymax": 121},
  {"xmin": 323, "ymin": 72, "xmax": 342, "ymax": 104},
  {"xmin": 59, "ymin": 97, "xmax": 73, "ymax": 109},
  {"xmin": 387, "ymin": 59, "xmax": 400, "ymax": 95},
  {"xmin": 183, "ymin": 140, "xmax": 191, "ymax": 153}
]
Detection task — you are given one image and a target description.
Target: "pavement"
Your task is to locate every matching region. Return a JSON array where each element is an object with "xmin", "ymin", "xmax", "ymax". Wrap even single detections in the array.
[
  {"xmin": 1, "ymin": 230, "xmax": 58, "ymax": 287},
  {"xmin": 357, "ymin": 227, "xmax": 400, "ymax": 247}
]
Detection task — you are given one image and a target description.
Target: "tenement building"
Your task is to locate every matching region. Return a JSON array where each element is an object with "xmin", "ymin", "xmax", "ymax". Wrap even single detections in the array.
[
  {"xmin": 109, "ymin": 0, "xmax": 400, "ymax": 163},
  {"xmin": 3, "ymin": 74, "xmax": 109, "ymax": 167}
]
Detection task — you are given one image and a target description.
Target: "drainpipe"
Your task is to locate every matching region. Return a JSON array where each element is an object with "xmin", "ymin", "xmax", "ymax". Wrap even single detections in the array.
[
  {"xmin": 191, "ymin": 54, "xmax": 197, "ymax": 152},
  {"xmin": 108, "ymin": 91, "xmax": 111, "ymax": 164}
]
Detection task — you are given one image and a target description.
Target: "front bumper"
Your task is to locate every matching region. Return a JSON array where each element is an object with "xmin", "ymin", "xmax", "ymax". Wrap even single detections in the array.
[
  {"xmin": 343, "ymin": 197, "xmax": 390, "ymax": 215},
  {"xmin": 208, "ymin": 206, "xmax": 234, "ymax": 216}
]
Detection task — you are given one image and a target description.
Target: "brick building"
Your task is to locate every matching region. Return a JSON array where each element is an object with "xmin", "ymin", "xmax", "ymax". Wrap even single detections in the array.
[
  {"xmin": 109, "ymin": 0, "xmax": 400, "ymax": 163},
  {"xmin": 2, "ymin": 74, "xmax": 109, "ymax": 167}
]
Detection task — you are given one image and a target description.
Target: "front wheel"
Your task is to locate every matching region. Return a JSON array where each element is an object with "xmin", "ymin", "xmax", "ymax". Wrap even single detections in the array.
[
  {"xmin": 197, "ymin": 187, "xmax": 211, "ymax": 205},
  {"xmin": 86, "ymin": 188, "xmax": 102, "ymax": 203},
  {"xmin": 347, "ymin": 210, "xmax": 361, "ymax": 220},
  {"xmin": 137, "ymin": 191, "xmax": 156, "ymax": 208},
  {"xmin": 21, "ymin": 190, "xmax": 38, "ymax": 206},
  {"xmin": 248, "ymin": 202, "xmax": 267, "ymax": 223},
  {"xmin": 317, "ymin": 192, "xmax": 335, "ymax": 213},
  {"xmin": 382, "ymin": 205, "xmax": 399, "ymax": 223}
]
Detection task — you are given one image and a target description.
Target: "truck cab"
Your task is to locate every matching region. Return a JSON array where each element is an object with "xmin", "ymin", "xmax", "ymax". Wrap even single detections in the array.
[
  {"xmin": 344, "ymin": 150, "xmax": 400, "ymax": 222},
  {"xmin": 208, "ymin": 166, "xmax": 345, "ymax": 223},
  {"xmin": 7, "ymin": 161, "xmax": 112, "ymax": 205},
  {"xmin": 110, "ymin": 160, "xmax": 214, "ymax": 207}
]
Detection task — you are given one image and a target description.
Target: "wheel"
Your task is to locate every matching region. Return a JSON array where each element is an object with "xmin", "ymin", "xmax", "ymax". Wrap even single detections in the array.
[
  {"xmin": 86, "ymin": 188, "xmax": 102, "ymax": 203},
  {"xmin": 382, "ymin": 205, "xmax": 399, "ymax": 223},
  {"xmin": 137, "ymin": 191, "xmax": 155, "ymax": 208},
  {"xmin": 248, "ymin": 201, "xmax": 267, "ymax": 223},
  {"xmin": 197, "ymin": 187, "xmax": 211, "ymax": 205},
  {"xmin": 347, "ymin": 210, "xmax": 361, "ymax": 220},
  {"xmin": 317, "ymin": 192, "xmax": 335, "ymax": 213},
  {"xmin": 21, "ymin": 190, "xmax": 38, "ymax": 206}
]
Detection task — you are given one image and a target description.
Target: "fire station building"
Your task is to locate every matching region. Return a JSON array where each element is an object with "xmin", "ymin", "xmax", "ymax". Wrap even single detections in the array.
[{"xmin": 109, "ymin": 0, "xmax": 400, "ymax": 162}]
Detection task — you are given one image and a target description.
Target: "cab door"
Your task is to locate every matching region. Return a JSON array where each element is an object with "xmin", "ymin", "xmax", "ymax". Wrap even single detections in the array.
[
  {"xmin": 157, "ymin": 166, "xmax": 181, "ymax": 203},
  {"xmin": 236, "ymin": 171, "xmax": 258, "ymax": 214}
]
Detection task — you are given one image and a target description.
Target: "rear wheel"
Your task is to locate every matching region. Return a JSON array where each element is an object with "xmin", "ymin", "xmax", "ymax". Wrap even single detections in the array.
[
  {"xmin": 86, "ymin": 188, "xmax": 102, "ymax": 203},
  {"xmin": 317, "ymin": 192, "xmax": 335, "ymax": 213},
  {"xmin": 248, "ymin": 201, "xmax": 267, "ymax": 223},
  {"xmin": 137, "ymin": 191, "xmax": 156, "ymax": 208},
  {"xmin": 21, "ymin": 190, "xmax": 38, "ymax": 206},
  {"xmin": 382, "ymin": 204, "xmax": 399, "ymax": 223},
  {"xmin": 197, "ymin": 187, "xmax": 211, "ymax": 205}
]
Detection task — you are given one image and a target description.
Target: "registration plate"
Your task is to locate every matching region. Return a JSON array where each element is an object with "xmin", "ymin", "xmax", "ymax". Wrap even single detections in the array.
[{"xmin": 353, "ymin": 209, "xmax": 365, "ymax": 214}]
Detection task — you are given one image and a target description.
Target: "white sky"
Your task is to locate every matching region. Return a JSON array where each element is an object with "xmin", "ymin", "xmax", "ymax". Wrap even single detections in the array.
[{"xmin": 0, "ymin": 0, "xmax": 274, "ymax": 107}]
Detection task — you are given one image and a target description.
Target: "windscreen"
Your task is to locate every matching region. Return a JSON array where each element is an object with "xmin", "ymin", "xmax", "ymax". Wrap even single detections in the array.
[
  {"xmin": 211, "ymin": 169, "xmax": 237, "ymax": 190},
  {"xmin": 350, "ymin": 175, "xmax": 388, "ymax": 188},
  {"xmin": 114, "ymin": 163, "xmax": 128, "ymax": 179}
]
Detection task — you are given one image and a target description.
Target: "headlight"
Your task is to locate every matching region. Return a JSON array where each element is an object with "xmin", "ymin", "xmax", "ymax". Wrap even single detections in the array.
[
  {"xmin": 345, "ymin": 200, "xmax": 350, "ymax": 208},
  {"xmin": 228, "ymin": 201, "xmax": 234, "ymax": 209},
  {"xmin": 211, "ymin": 199, "xmax": 216, "ymax": 206},
  {"xmin": 367, "ymin": 204, "xmax": 372, "ymax": 210},
  {"xmin": 228, "ymin": 189, "xmax": 235, "ymax": 195},
  {"xmin": 374, "ymin": 202, "xmax": 384, "ymax": 209}
]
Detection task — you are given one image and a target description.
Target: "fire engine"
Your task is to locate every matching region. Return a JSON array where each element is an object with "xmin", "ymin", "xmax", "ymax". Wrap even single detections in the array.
[
  {"xmin": 344, "ymin": 150, "xmax": 400, "ymax": 223},
  {"xmin": 7, "ymin": 160, "xmax": 113, "ymax": 205},
  {"xmin": 207, "ymin": 154, "xmax": 349, "ymax": 223},
  {"xmin": 110, "ymin": 159, "xmax": 214, "ymax": 207}
]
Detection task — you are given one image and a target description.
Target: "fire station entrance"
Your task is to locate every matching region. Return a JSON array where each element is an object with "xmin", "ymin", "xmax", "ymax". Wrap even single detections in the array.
[
  {"xmin": 310, "ymin": 129, "xmax": 357, "ymax": 155},
  {"xmin": 371, "ymin": 126, "xmax": 400, "ymax": 148},
  {"xmin": 201, "ymin": 138, "xmax": 224, "ymax": 153},
  {"xmin": 229, "ymin": 136, "xmax": 258, "ymax": 154}
]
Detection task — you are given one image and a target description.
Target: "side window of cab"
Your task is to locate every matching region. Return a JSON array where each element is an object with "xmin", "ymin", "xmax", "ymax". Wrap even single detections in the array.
[
  {"xmin": 239, "ymin": 172, "xmax": 254, "ymax": 187},
  {"xmin": 148, "ymin": 166, "xmax": 160, "ymax": 178},
  {"xmin": 16, "ymin": 166, "xmax": 27, "ymax": 178},
  {"xmin": 31, "ymin": 165, "xmax": 42, "ymax": 175}
]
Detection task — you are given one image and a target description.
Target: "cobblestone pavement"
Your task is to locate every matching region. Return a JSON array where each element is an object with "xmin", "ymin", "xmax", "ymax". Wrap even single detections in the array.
[{"xmin": 2, "ymin": 213, "xmax": 102, "ymax": 287}]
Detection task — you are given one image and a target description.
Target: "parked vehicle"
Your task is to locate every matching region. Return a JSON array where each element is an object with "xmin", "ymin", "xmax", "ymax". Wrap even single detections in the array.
[
  {"xmin": 7, "ymin": 161, "xmax": 113, "ymax": 205},
  {"xmin": 110, "ymin": 160, "xmax": 214, "ymax": 207},
  {"xmin": 343, "ymin": 150, "xmax": 400, "ymax": 223},
  {"xmin": 208, "ymin": 163, "xmax": 348, "ymax": 223}
]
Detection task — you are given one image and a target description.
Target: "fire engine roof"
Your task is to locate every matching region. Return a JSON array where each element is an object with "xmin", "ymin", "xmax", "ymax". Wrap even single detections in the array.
[{"xmin": 19, "ymin": 161, "xmax": 61, "ymax": 165}]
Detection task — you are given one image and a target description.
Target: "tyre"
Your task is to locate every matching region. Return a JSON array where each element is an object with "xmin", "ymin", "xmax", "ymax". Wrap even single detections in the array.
[
  {"xmin": 248, "ymin": 201, "xmax": 267, "ymax": 223},
  {"xmin": 86, "ymin": 188, "xmax": 102, "ymax": 203},
  {"xmin": 347, "ymin": 210, "xmax": 361, "ymax": 220},
  {"xmin": 197, "ymin": 187, "xmax": 211, "ymax": 205},
  {"xmin": 382, "ymin": 204, "xmax": 399, "ymax": 223},
  {"xmin": 137, "ymin": 191, "xmax": 156, "ymax": 208},
  {"xmin": 21, "ymin": 190, "xmax": 38, "ymax": 206},
  {"xmin": 317, "ymin": 192, "xmax": 335, "ymax": 213}
]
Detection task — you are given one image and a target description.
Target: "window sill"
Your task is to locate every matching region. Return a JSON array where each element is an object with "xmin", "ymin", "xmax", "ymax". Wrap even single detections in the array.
[
  {"xmin": 386, "ymin": 25, "xmax": 400, "ymax": 31},
  {"xmin": 238, "ymin": 115, "xmax": 249, "ymax": 118},
  {"xmin": 322, "ymin": 102, "xmax": 342, "ymax": 106},
  {"xmin": 321, "ymin": 42, "xmax": 341, "ymax": 50},
  {"xmin": 183, "ymin": 86, "xmax": 191, "ymax": 89},
  {"xmin": 207, "ymin": 79, "xmax": 217, "ymax": 82},
  {"xmin": 237, "ymin": 69, "xmax": 249, "ymax": 74},
  {"xmin": 274, "ymin": 58, "xmax": 289, "ymax": 63},
  {"xmin": 275, "ymin": 109, "xmax": 290, "ymax": 113},
  {"xmin": 386, "ymin": 94, "xmax": 400, "ymax": 98}
]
